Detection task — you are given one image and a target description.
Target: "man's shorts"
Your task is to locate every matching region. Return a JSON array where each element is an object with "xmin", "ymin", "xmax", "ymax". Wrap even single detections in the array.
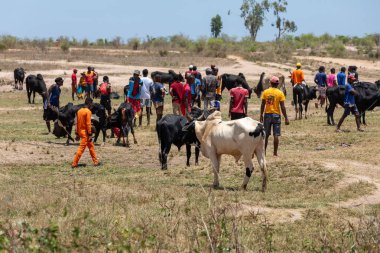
[
  {"xmin": 153, "ymin": 101, "xmax": 164, "ymax": 108},
  {"xmin": 86, "ymin": 83, "xmax": 93, "ymax": 93},
  {"xmin": 141, "ymin": 98, "xmax": 151, "ymax": 107},
  {"xmin": 343, "ymin": 104, "xmax": 359, "ymax": 116},
  {"xmin": 264, "ymin": 113, "xmax": 281, "ymax": 136},
  {"xmin": 318, "ymin": 86, "xmax": 326, "ymax": 98},
  {"xmin": 100, "ymin": 96, "xmax": 111, "ymax": 112}
]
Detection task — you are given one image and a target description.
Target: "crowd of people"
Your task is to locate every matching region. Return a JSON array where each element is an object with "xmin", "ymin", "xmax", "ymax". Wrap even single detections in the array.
[{"xmin": 41, "ymin": 61, "xmax": 365, "ymax": 167}]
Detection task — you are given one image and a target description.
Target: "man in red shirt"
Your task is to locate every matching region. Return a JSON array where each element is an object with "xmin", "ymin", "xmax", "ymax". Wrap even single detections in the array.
[
  {"xmin": 170, "ymin": 74, "xmax": 184, "ymax": 115},
  {"xmin": 181, "ymin": 75, "xmax": 193, "ymax": 116},
  {"xmin": 71, "ymin": 69, "xmax": 77, "ymax": 101},
  {"xmin": 229, "ymin": 79, "xmax": 249, "ymax": 120}
]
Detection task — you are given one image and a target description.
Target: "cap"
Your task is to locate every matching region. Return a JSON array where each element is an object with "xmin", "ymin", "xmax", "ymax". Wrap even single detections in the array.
[
  {"xmin": 348, "ymin": 74, "xmax": 356, "ymax": 81},
  {"xmin": 270, "ymin": 76, "xmax": 279, "ymax": 84},
  {"xmin": 189, "ymin": 64, "xmax": 193, "ymax": 69},
  {"xmin": 73, "ymin": 68, "xmax": 77, "ymax": 72},
  {"xmin": 133, "ymin": 70, "xmax": 140, "ymax": 75},
  {"xmin": 296, "ymin": 62, "xmax": 301, "ymax": 67}
]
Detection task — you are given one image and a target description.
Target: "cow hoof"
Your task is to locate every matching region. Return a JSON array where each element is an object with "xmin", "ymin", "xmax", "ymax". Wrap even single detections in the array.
[
  {"xmin": 242, "ymin": 184, "xmax": 247, "ymax": 191},
  {"xmin": 101, "ymin": 142, "xmax": 105, "ymax": 147},
  {"xmin": 213, "ymin": 183, "xmax": 219, "ymax": 189},
  {"xmin": 195, "ymin": 162, "xmax": 199, "ymax": 166},
  {"xmin": 134, "ymin": 141, "xmax": 138, "ymax": 144}
]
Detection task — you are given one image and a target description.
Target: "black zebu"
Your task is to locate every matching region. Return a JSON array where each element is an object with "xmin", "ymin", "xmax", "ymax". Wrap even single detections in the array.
[
  {"xmin": 25, "ymin": 74, "xmax": 47, "ymax": 104},
  {"xmin": 14, "ymin": 68, "xmax": 25, "ymax": 90},
  {"xmin": 52, "ymin": 103, "xmax": 107, "ymax": 145},
  {"xmin": 156, "ymin": 107, "xmax": 203, "ymax": 170},
  {"xmin": 220, "ymin": 72, "xmax": 255, "ymax": 98},
  {"xmin": 326, "ymin": 81, "xmax": 380, "ymax": 125},
  {"xmin": 151, "ymin": 70, "xmax": 184, "ymax": 84}
]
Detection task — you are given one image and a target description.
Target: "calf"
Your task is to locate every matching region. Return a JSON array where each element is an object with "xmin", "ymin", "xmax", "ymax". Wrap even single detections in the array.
[
  {"xmin": 182, "ymin": 111, "xmax": 268, "ymax": 191},
  {"xmin": 156, "ymin": 107, "xmax": 203, "ymax": 170}
]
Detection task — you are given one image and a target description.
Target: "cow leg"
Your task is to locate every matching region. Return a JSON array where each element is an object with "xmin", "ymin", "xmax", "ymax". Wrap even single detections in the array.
[
  {"xmin": 46, "ymin": 121, "xmax": 51, "ymax": 133},
  {"xmin": 27, "ymin": 89, "xmax": 31, "ymax": 104},
  {"xmin": 161, "ymin": 144, "xmax": 172, "ymax": 170},
  {"xmin": 186, "ymin": 144, "xmax": 191, "ymax": 166},
  {"xmin": 241, "ymin": 153, "xmax": 254, "ymax": 191},
  {"xmin": 195, "ymin": 146, "xmax": 200, "ymax": 166},
  {"xmin": 361, "ymin": 111, "xmax": 366, "ymax": 126},
  {"xmin": 94, "ymin": 127, "xmax": 100, "ymax": 143},
  {"xmin": 32, "ymin": 91, "xmax": 36, "ymax": 104},
  {"xmin": 209, "ymin": 152, "xmax": 221, "ymax": 188},
  {"xmin": 130, "ymin": 123, "xmax": 137, "ymax": 144},
  {"xmin": 102, "ymin": 128, "xmax": 106, "ymax": 146},
  {"xmin": 298, "ymin": 102, "xmax": 303, "ymax": 120},
  {"xmin": 304, "ymin": 101, "xmax": 309, "ymax": 119},
  {"xmin": 255, "ymin": 148, "xmax": 268, "ymax": 192}
]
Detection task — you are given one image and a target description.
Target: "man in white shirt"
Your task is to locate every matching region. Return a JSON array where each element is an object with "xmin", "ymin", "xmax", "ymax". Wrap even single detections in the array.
[{"xmin": 140, "ymin": 69, "xmax": 154, "ymax": 126}]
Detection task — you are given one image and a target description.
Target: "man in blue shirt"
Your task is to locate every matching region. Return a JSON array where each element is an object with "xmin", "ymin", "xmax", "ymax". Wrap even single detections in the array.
[
  {"xmin": 191, "ymin": 77, "xmax": 201, "ymax": 107},
  {"xmin": 336, "ymin": 74, "xmax": 364, "ymax": 132},
  {"xmin": 314, "ymin": 66, "xmax": 327, "ymax": 108},
  {"xmin": 337, "ymin": 67, "xmax": 346, "ymax": 86},
  {"xmin": 43, "ymin": 77, "xmax": 63, "ymax": 133},
  {"xmin": 151, "ymin": 75, "xmax": 165, "ymax": 124}
]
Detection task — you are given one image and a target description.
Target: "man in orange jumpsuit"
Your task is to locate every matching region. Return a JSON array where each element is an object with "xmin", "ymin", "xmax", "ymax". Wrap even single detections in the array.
[{"xmin": 71, "ymin": 97, "xmax": 100, "ymax": 168}]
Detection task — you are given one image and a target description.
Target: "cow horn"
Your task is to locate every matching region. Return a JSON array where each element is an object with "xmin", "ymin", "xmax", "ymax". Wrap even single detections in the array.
[{"xmin": 197, "ymin": 112, "xmax": 205, "ymax": 121}]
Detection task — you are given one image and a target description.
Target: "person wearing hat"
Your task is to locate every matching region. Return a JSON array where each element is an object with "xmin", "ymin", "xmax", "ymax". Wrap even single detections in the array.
[
  {"xmin": 127, "ymin": 70, "xmax": 143, "ymax": 126},
  {"xmin": 43, "ymin": 77, "xmax": 64, "ymax": 133},
  {"xmin": 71, "ymin": 69, "xmax": 78, "ymax": 101},
  {"xmin": 201, "ymin": 68, "xmax": 219, "ymax": 110},
  {"xmin": 185, "ymin": 64, "xmax": 193, "ymax": 77},
  {"xmin": 336, "ymin": 74, "xmax": 364, "ymax": 133},
  {"xmin": 260, "ymin": 76, "xmax": 289, "ymax": 157},
  {"xmin": 71, "ymin": 97, "xmax": 100, "ymax": 168}
]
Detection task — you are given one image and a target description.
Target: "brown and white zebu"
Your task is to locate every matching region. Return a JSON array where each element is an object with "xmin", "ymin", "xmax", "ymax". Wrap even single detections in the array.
[{"xmin": 183, "ymin": 111, "xmax": 268, "ymax": 191}]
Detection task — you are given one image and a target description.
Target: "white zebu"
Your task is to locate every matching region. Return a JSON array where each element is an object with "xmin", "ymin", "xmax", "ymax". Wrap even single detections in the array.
[{"xmin": 184, "ymin": 111, "xmax": 268, "ymax": 191}]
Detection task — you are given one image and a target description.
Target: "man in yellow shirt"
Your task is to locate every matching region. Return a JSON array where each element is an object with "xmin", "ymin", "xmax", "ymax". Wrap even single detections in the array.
[
  {"xmin": 260, "ymin": 76, "xmax": 289, "ymax": 156},
  {"xmin": 72, "ymin": 97, "xmax": 100, "ymax": 168}
]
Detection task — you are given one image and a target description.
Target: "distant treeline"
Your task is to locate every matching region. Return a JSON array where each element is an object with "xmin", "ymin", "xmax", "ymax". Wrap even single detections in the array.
[{"xmin": 0, "ymin": 33, "xmax": 379, "ymax": 60}]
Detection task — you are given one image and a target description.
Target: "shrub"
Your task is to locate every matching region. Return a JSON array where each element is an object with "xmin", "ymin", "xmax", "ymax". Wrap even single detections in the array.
[
  {"xmin": 0, "ymin": 43, "xmax": 7, "ymax": 51},
  {"xmin": 326, "ymin": 40, "xmax": 346, "ymax": 57},
  {"xmin": 206, "ymin": 37, "xmax": 227, "ymax": 57},
  {"xmin": 127, "ymin": 37, "xmax": 140, "ymax": 50}
]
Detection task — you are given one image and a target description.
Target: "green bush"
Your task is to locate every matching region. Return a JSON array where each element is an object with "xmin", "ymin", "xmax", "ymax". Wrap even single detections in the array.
[
  {"xmin": 326, "ymin": 40, "xmax": 346, "ymax": 57},
  {"xmin": 60, "ymin": 42, "xmax": 70, "ymax": 53},
  {"xmin": 206, "ymin": 37, "xmax": 227, "ymax": 57},
  {"xmin": 0, "ymin": 43, "xmax": 7, "ymax": 51},
  {"xmin": 128, "ymin": 37, "xmax": 140, "ymax": 50}
]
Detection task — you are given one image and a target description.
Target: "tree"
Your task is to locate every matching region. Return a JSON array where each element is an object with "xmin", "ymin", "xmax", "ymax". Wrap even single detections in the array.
[
  {"xmin": 240, "ymin": 0, "xmax": 270, "ymax": 41},
  {"xmin": 271, "ymin": 0, "xmax": 297, "ymax": 41},
  {"xmin": 210, "ymin": 14, "xmax": 223, "ymax": 38}
]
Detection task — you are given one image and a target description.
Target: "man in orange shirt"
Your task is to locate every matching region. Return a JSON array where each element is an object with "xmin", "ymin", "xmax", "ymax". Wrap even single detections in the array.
[
  {"xmin": 291, "ymin": 62, "xmax": 306, "ymax": 107},
  {"xmin": 72, "ymin": 97, "xmax": 100, "ymax": 168}
]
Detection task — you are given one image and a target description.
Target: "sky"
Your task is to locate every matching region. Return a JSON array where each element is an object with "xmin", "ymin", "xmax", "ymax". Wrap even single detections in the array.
[{"xmin": 1, "ymin": 0, "xmax": 379, "ymax": 42}]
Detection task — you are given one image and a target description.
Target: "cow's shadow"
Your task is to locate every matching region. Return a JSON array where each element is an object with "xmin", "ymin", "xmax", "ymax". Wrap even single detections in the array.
[{"xmin": 185, "ymin": 183, "xmax": 239, "ymax": 192}]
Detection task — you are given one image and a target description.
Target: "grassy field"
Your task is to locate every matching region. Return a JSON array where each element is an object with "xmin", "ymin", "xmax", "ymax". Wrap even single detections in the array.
[{"xmin": 0, "ymin": 84, "xmax": 379, "ymax": 252}]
